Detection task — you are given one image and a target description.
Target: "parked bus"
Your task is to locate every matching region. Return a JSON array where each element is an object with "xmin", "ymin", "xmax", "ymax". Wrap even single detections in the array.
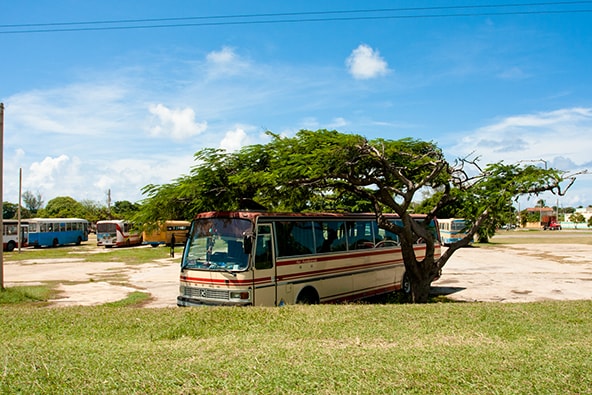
[
  {"xmin": 2, "ymin": 220, "xmax": 29, "ymax": 251},
  {"xmin": 96, "ymin": 220, "xmax": 142, "ymax": 248},
  {"xmin": 27, "ymin": 218, "xmax": 89, "ymax": 248},
  {"xmin": 178, "ymin": 211, "xmax": 441, "ymax": 307},
  {"xmin": 438, "ymin": 218, "xmax": 469, "ymax": 246},
  {"xmin": 142, "ymin": 220, "xmax": 191, "ymax": 247}
]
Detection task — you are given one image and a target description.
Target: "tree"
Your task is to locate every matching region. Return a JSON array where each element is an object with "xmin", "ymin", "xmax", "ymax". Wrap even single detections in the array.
[
  {"xmin": 22, "ymin": 191, "xmax": 44, "ymax": 215},
  {"xmin": 569, "ymin": 213, "xmax": 586, "ymax": 228},
  {"xmin": 138, "ymin": 129, "xmax": 580, "ymax": 303},
  {"xmin": 111, "ymin": 200, "xmax": 140, "ymax": 219},
  {"xmin": 40, "ymin": 196, "xmax": 86, "ymax": 218},
  {"xmin": 2, "ymin": 202, "xmax": 19, "ymax": 219},
  {"xmin": 79, "ymin": 199, "xmax": 110, "ymax": 223}
]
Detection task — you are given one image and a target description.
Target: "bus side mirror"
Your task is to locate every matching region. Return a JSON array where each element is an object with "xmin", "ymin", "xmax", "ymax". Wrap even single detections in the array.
[{"xmin": 243, "ymin": 232, "xmax": 254, "ymax": 254}]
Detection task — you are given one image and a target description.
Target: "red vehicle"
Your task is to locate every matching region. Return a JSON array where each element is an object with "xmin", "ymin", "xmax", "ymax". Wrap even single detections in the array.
[{"xmin": 542, "ymin": 216, "xmax": 561, "ymax": 230}]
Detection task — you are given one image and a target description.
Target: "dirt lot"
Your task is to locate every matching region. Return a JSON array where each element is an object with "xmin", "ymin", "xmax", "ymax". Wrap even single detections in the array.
[{"xmin": 4, "ymin": 236, "xmax": 592, "ymax": 306}]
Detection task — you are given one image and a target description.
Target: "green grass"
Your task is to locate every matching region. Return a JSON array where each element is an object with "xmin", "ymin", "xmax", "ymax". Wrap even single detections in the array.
[
  {"xmin": 488, "ymin": 229, "xmax": 592, "ymax": 246},
  {"xmin": 1, "ymin": 231, "xmax": 591, "ymax": 393},
  {"xmin": 3, "ymin": 243, "xmax": 176, "ymax": 264},
  {"xmin": 0, "ymin": 285, "xmax": 56, "ymax": 305},
  {"xmin": 1, "ymin": 301, "xmax": 591, "ymax": 394}
]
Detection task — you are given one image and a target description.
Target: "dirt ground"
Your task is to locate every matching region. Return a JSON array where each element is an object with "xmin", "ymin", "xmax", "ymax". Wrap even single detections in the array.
[{"xmin": 4, "ymin": 240, "xmax": 592, "ymax": 307}]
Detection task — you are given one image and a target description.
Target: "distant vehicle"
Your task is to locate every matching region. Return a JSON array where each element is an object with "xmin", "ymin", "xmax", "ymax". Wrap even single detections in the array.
[
  {"xmin": 438, "ymin": 218, "xmax": 470, "ymax": 246},
  {"xmin": 142, "ymin": 220, "xmax": 191, "ymax": 247},
  {"xmin": 2, "ymin": 220, "xmax": 28, "ymax": 251},
  {"xmin": 542, "ymin": 215, "xmax": 561, "ymax": 230},
  {"xmin": 27, "ymin": 218, "xmax": 89, "ymax": 248},
  {"xmin": 96, "ymin": 220, "xmax": 142, "ymax": 248}
]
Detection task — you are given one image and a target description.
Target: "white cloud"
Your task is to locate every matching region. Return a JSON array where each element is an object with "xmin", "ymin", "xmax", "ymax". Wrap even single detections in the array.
[
  {"xmin": 219, "ymin": 127, "xmax": 249, "ymax": 152},
  {"xmin": 148, "ymin": 103, "xmax": 207, "ymax": 141},
  {"xmin": 449, "ymin": 107, "xmax": 592, "ymax": 166},
  {"xmin": 207, "ymin": 46, "xmax": 238, "ymax": 64},
  {"xmin": 22, "ymin": 155, "xmax": 93, "ymax": 201},
  {"xmin": 346, "ymin": 44, "xmax": 390, "ymax": 80},
  {"xmin": 328, "ymin": 117, "xmax": 348, "ymax": 129},
  {"xmin": 205, "ymin": 47, "xmax": 250, "ymax": 78},
  {"xmin": 7, "ymin": 83, "xmax": 128, "ymax": 138},
  {"xmin": 446, "ymin": 107, "xmax": 592, "ymax": 206}
]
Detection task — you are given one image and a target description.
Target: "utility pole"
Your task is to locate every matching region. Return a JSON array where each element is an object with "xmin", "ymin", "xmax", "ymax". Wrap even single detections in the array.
[
  {"xmin": 18, "ymin": 168, "xmax": 22, "ymax": 252},
  {"xmin": 1, "ymin": 103, "xmax": 5, "ymax": 290},
  {"xmin": 107, "ymin": 189, "xmax": 112, "ymax": 218}
]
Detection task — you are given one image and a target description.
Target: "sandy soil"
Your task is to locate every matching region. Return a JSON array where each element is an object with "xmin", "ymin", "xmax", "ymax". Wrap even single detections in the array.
[
  {"xmin": 432, "ymin": 244, "xmax": 592, "ymax": 302},
  {"xmin": 4, "ymin": 242, "xmax": 592, "ymax": 307}
]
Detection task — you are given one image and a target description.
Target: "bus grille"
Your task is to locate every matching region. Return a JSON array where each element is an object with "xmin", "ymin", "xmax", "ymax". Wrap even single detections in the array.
[{"xmin": 183, "ymin": 286, "xmax": 229, "ymax": 301}]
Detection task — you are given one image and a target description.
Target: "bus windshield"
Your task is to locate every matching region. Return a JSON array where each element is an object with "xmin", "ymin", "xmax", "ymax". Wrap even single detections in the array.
[{"xmin": 182, "ymin": 218, "xmax": 252, "ymax": 271}]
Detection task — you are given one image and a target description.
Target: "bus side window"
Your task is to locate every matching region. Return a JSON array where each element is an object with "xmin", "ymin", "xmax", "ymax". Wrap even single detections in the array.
[
  {"xmin": 275, "ymin": 221, "xmax": 314, "ymax": 257},
  {"xmin": 254, "ymin": 225, "xmax": 272, "ymax": 270}
]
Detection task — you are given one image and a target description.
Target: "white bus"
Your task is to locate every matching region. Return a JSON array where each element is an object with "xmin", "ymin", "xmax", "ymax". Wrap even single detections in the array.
[
  {"xmin": 27, "ymin": 218, "xmax": 88, "ymax": 248},
  {"xmin": 2, "ymin": 220, "xmax": 28, "ymax": 251},
  {"xmin": 438, "ymin": 218, "xmax": 469, "ymax": 246},
  {"xmin": 96, "ymin": 220, "xmax": 142, "ymax": 248},
  {"xmin": 178, "ymin": 211, "xmax": 441, "ymax": 307}
]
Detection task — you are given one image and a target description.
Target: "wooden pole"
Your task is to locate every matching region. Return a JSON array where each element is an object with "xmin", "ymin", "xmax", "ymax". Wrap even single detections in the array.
[
  {"xmin": 1, "ymin": 103, "xmax": 5, "ymax": 290},
  {"xmin": 18, "ymin": 168, "xmax": 22, "ymax": 252}
]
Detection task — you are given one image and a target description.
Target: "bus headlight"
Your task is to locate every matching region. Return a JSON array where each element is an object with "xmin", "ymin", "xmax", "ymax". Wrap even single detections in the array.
[{"xmin": 230, "ymin": 291, "xmax": 250, "ymax": 300}]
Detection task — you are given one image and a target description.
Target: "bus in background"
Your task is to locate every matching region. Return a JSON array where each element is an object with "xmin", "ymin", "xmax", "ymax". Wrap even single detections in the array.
[
  {"xmin": 142, "ymin": 220, "xmax": 191, "ymax": 247},
  {"xmin": 96, "ymin": 220, "xmax": 142, "ymax": 248},
  {"xmin": 178, "ymin": 211, "xmax": 441, "ymax": 307},
  {"xmin": 27, "ymin": 218, "xmax": 89, "ymax": 248},
  {"xmin": 438, "ymin": 218, "xmax": 469, "ymax": 246},
  {"xmin": 2, "ymin": 220, "xmax": 29, "ymax": 251}
]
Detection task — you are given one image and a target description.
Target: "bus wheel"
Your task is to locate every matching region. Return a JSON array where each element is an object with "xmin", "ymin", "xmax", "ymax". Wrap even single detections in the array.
[
  {"xmin": 401, "ymin": 273, "xmax": 411, "ymax": 295},
  {"xmin": 52, "ymin": 238, "xmax": 59, "ymax": 248},
  {"xmin": 76, "ymin": 236, "xmax": 82, "ymax": 245},
  {"xmin": 296, "ymin": 287, "xmax": 320, "ymax": 304},
  {"xmin": 6, "ymin": 241, "xmax": 16, "ymax": 252}
]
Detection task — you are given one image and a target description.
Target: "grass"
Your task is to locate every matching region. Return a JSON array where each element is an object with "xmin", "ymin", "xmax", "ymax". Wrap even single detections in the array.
[
  {"xmin": 0, "ymin": 301, "xmax": 591, "ymax": 393},
  {"xmin": 0, "ymin": 285, "xmax": 56, "ymax": 305},
  {"xmin": 3, "ymin": 242, "xmax": 176, "ymax": 264},
  {"xmin": 487, "ymin": 229, "xmax": 592, "ymax": 246},
  {"xmin": 1, "ymin": 231, "xmax": 591, "ymax": 393}
]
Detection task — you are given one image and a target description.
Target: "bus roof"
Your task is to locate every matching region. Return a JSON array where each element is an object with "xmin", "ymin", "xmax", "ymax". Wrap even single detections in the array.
[
  {"xmin": 27, "ymin": 218, "xmax": 88, "ymax": 223},
  {"xmin": 193, "ymin": 211, "xmax": 430, "ymax": 221}
]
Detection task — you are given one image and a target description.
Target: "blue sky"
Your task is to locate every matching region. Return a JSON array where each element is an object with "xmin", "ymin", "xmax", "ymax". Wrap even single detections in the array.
[{"xmin": 2, "ymin": 1, "xmax": 591, "ymax": 210}]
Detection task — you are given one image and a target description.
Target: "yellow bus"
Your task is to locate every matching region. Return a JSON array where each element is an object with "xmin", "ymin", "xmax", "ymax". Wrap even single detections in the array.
[
  {"xmin": 177, "ymin": 211, "xmax": 441, "ymax": 307},
  {"xmin": 142, "ymin": 220, "xmax": 191, "ymax": 247}
]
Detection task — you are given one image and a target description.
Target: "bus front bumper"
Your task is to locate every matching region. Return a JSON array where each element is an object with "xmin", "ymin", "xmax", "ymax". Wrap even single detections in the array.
[{"xmin": 177, "ymin": 295, "xmax": 252, "ymax": 307}]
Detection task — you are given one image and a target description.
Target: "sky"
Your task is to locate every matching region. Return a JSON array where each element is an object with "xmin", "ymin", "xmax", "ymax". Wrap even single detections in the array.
[{"xmin": 1, "ymin": 1, "xmax": 592, "ymax": 211}]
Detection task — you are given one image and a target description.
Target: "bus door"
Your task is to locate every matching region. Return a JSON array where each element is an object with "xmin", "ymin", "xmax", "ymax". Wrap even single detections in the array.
[
  {"xmin": 20, "ymin": 224, "xmax": 29, "ymax": 248},
  {"xmin": 251, "ymin": 224, "xmax": 276, "ymax": 306}
]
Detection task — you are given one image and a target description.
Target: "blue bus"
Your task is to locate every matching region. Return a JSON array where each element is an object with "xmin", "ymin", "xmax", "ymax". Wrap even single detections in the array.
[
  {"xmin": 438, "ymin": 218, "xmax": 470, "ymax": 246},
  {"xmin": 27, "ymin": 218, "xmax": 89, "ymax": 248}
]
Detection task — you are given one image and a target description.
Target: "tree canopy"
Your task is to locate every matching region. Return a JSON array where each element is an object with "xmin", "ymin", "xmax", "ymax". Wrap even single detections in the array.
[{"xmin": 138, "ymin": 129, "xmax": 580, "ymax": 302}]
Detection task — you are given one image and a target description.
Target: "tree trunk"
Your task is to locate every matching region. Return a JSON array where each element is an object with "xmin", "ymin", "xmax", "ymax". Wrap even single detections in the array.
[{"xmin": 409, "ymin": 273, "xmax": 432, "ymax": 303}]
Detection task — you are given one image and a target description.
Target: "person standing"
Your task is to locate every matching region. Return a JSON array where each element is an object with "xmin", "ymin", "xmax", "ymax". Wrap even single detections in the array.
[{"xmin": 170, "ymin": 233, "xmax": 176, "ymax": 258}]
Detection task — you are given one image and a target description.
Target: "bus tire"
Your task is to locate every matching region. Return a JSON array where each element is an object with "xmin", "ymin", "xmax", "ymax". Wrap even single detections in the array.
[
  {"xmin": 52, "ymin": 238, "xmax": 59, "ymax": 248},
  {"xmin": 76, "ymin": 236, "xmax": 82, "ymax": 245},
  {"xmin": 401, "ymin": 273, "xmax": 411, "ymax": 295},
  {"xmin": 296, "ymin": 287, "xmax": 320, "ymax": 305},
  {"xmin": 6, "ymin": 241, "xmax": 16, "ymax": 252}
]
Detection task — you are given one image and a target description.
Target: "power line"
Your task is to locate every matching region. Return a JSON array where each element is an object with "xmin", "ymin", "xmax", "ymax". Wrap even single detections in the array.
[{"xmin": 1, "ymin": 1, "xmax": 591, "ymax": 34}]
